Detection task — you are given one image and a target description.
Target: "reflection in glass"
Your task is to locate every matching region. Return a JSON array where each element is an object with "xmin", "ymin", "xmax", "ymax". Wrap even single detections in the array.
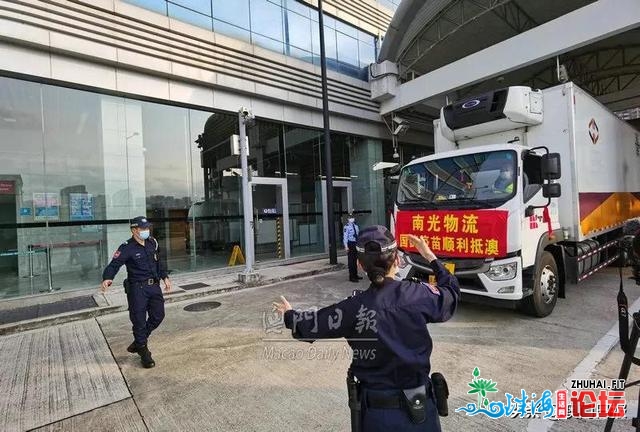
[
  {"xmin": 321, "ymin": 26, "xmax": 337, "ymax": 63},
  {"xmin": 0, "ymin": 78, "xmax": 46, "ymax": 297},
  {"xmin": 359, "ymin": 41, "xmax": 376, "ymax": 68},
  {"xmin": 250, "ymin": 0, "xmax": 284, "ymax": 41},
  {"xmin": 126, "ymin": 0, "xmax": 167, "ymax": 14},
  {"xmin": 337, "ymin": 32, "xmax": 359, "ymax": 71},
  {"xmin": 283, "ymin": 0, "xmax": 309, "ymax": 17},
  {"xmin": 0, "ymin": 72, "xmax": 373, "ymax": 298},
  {"xmin": 284, "ymin": 126, "xmax": 324, "ymax": 256},
  {"xmin": 123, "ymin": 0, "xmax": 377, "ymax": 80},
  {"xmin": 170, "ymin": 0, "xmax": 211, "ymax": 16},
  {"xmin": 190, "ymin": 112, "xmax": 243, "ymax": 269},
  {"xmin": 168, "ymin": 3, "xmax": 213, "ymax": 30},
  {"xmin": 213, "ymin": 20, "xmax": 251, "ymax": 42},
  {"xmin": 252, "ymin": 33, "xmax": 284, "ymax": 54},
  {"xmin": 248, "ymin": 121, "xmax": 282, "ymax": 178},
  {"xmin": 213, "ymin": 0, "xmax": 250, "ymax": 29},
  {"xmin": 133, "ymin": 101, "xmax": 192, "ymax": 273},
  {"xmin": 41, "ymin": 85, "xmax": 107, "ymax": 287},
  {"xmin": 285, "ymin": 10, "xmax": 312, "ymax": 52}
]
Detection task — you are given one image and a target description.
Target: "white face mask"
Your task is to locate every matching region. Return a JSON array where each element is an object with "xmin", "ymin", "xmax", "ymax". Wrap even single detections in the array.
[
  {"xmin": 348, "ymin": 218, "xmax": 355, "ymax": 223},
  {"xmin": 139, "ymin": 230, "xmax": 150, "ymax": 240}
]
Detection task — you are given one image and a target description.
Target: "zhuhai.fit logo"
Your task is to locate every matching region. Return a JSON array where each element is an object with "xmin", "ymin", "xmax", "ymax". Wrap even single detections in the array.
[{"xmin": 456, "ymin": 368, "xmax": 626, "ymax": 420}]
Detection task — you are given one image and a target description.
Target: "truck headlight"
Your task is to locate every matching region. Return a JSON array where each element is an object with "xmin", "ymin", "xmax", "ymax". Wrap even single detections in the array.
[{"xmin": 486, "ymin": 262, "xmax": 518, "ymax": 281}]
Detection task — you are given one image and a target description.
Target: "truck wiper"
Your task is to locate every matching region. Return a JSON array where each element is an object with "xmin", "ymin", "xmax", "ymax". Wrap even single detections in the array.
[{"xmin": 442, "ymin": 198, "xmax": 490, "ymax": 209}]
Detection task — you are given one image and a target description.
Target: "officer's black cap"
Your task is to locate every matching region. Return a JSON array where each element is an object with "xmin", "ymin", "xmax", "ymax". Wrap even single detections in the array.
[
  {"xmin": 356, "ymin": 225, "xmax": 397, "ymax": 254},
  {"xmin": 130, "ymin": 216, "xmax": 151, "ymax": 229}
]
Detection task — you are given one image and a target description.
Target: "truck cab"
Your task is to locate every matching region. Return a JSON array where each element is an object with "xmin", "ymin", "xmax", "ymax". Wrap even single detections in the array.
[{"xmin": 394, "ymin": 86, "xmax": 565, "ymax": 317}]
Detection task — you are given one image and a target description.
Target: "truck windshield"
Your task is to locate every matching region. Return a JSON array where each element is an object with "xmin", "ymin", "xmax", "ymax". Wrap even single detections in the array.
[{"xmin": 396, "ymin": 150, "xmax": 517, "ymax": 208}]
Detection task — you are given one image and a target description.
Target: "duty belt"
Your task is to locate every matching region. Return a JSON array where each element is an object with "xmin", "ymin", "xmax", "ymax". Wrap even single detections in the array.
[
  {"xmin": 131, "ymin": 278, "xmax": 159, "ymax": 285},
  {"xmin": 365, "ymin": 383, "xmax": 432, "ymax": 410}
]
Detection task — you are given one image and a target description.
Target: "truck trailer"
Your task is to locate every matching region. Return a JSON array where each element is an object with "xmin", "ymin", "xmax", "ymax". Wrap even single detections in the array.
[{"xmin": 394, "ymin": 82, "xmax": 640, "ymax": 316}]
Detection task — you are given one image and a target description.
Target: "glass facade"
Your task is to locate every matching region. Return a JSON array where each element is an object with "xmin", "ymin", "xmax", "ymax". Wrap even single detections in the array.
[
  {"xmin": 0, "ymin": 76, "xmax": 369, "ymax": 299},
  {"xmin": 378, "ymin": 0, "xmax": 401, "ymax": 12},
  {"xmin": 124, "ymin": 0, "xmax": 378, "ymax": 80}
]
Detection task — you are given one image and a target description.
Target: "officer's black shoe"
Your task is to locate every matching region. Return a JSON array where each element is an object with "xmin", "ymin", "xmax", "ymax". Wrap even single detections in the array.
[
  {"xmin": 127, "ymin": 342, "xmax": 139, "ymax": 354},
  {"xmin": 349, "ymin": 278, "xmax": 359, "ymax": 283},
  {"xmin": 138, "ymin": 345, "xmax": 156, "ymax": 368},
  {"xmin": 356, "ymin": 275, "xmax": 363, "ymax": 280}
]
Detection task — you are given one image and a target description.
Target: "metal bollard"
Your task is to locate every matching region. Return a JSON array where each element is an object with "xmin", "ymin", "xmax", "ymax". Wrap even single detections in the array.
[{"xmin": 28, "ymin": 244, "xmax": 34, "ymax": 278}]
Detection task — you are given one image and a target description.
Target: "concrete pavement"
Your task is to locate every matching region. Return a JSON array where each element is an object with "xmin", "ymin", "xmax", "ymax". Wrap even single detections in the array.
[
  {"xmin": 2, "ymin": 265, "xmax": 640, "ymax": 431},
  {"xmin": 0, "ymin": 255, "xmax": 345, "ymax": 335}
]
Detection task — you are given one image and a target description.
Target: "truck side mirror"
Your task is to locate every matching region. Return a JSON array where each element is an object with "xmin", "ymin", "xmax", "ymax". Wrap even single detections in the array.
[
  {"xmin": 542, "ymin": 153, "xmax": 561, "ymax": 180},
  {"xmin": 543, "ymin": 183, "xmax": 561, "ymax": 198}
]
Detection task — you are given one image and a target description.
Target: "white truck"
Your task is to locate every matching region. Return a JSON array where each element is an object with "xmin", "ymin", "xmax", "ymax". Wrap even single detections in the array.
[{"xmin": 394, "ymin": 82, "xmax": 640, "ymax": 316}]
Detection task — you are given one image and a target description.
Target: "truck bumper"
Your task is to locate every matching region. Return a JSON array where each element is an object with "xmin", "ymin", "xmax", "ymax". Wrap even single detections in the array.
[{"xmin": 397, "ymin": 251, "xmax": 524, "ymax": 301}]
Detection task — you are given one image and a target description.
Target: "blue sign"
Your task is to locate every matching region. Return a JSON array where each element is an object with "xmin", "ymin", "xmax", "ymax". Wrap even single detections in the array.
[
  {"xmin": 19, "ymin": 207, "xmax": 31, "ymax": 216},
  {"xmin": 35, "ymin": 206, "xmax": 59, "ymax": 218},
  {"xmin": 70, "ymin": 193, "xmax": 94, "ymax": 221}
]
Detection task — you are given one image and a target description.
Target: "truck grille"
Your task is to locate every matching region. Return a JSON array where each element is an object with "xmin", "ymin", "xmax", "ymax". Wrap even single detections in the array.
[{"xmin": 408, "ymin": 253, "xmax": 487, "ymax": 271}]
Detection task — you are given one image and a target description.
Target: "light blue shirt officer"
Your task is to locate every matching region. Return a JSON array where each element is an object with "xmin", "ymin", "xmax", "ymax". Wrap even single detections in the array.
[{"xmin": 343, "ymin": 217, "xmax": 359, "ymax": 249}]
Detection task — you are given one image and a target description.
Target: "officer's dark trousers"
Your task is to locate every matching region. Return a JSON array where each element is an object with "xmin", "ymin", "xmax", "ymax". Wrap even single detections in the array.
[
  {"xmin": 127, "ymin": 282, "xmax": 165, "ymax": 347},
  {"xmin": 348, "ymin": 241, "xmax": 358, "ymax": 280},
  {"xmin": 360, "ymin": 387, "xmax": 441, "ymax": 432}
]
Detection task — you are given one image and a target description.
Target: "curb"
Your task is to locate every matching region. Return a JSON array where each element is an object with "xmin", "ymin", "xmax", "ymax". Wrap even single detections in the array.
[{"xmin": 0, "ymin": 263, "xmax": 345, "ymax": 336}]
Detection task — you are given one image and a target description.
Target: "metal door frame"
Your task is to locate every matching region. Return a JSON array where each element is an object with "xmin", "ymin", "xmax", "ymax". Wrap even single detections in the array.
[
  {"xmin": 250, "ymin": 177, "xmax": 291, "ymax": 259},
  {"xmin": 321, "ymin": 180, "xmax": 353, "ymax": 254}
]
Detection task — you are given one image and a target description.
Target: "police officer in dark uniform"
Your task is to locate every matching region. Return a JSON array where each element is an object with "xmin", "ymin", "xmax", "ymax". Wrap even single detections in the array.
[
  {"xmin": 101, "ymin": 216, "xmax": 171, "ymax": 368},
  {"xmin": 273, "ymin": 225, "xmax": 460, "ymax": 431}
]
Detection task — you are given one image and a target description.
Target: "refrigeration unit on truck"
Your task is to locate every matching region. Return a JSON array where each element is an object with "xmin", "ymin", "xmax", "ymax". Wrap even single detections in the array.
[{"xmin": 394, "ymin": 82, "xmax": 640, "ymax": 317}]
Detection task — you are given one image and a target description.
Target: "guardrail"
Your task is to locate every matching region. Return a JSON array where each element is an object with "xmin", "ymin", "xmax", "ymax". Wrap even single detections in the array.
[{"xmin": 1, "ymin": 240, "xmax": 103, "ymax": 293}]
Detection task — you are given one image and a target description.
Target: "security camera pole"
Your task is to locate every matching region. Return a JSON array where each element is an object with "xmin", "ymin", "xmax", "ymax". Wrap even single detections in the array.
[
  {"xmin": 318, "ymin": 0, "xmax": 337, "ymax": 265},
  {"xmin": 238, "ymin": 107, "xmax": 258, "ymax": 282}
]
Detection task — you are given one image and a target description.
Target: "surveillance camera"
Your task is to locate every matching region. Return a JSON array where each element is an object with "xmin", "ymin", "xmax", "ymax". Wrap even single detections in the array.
[
  {"xmin": 239, "ymin": 107, "xmax": 255, "ymax": 125},
  {"xmin": 239, "ymin": 107, "xmax": 253, "ymax": 117}
]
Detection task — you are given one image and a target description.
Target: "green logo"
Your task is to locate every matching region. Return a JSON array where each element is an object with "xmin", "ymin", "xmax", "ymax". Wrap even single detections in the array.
[{"xmin": 466, "ymin": 367, "xmax": 499, "ymax": 408}]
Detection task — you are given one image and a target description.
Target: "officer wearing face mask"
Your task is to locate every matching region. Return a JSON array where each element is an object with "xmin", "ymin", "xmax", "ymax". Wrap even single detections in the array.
[
  {"xmin": 101, "ymin": 216, "xmax": 171, "ymax": 368},
  {"xmin": 494, "ymin": 162, "xmax": 514, "ymax": 194}
]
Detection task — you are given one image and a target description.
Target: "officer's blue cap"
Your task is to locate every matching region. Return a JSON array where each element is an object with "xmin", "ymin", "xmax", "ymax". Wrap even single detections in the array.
[
  {"xmin": 356, "ymin": 225, "xmax": 397, "ymax": 254},
  {"xmin": 130, "ymin": 216, "xmax": 151, "ymax": 229}
]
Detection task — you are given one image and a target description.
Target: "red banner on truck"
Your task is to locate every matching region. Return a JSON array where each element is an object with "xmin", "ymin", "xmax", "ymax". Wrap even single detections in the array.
[{"xmin": 395, "ymin": 210, "xmax": 508, "ymax": 258}]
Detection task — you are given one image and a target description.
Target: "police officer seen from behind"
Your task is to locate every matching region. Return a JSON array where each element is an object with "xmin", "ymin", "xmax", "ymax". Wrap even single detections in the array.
[
  {"xmin": 274, "ymin": 226, "xmax": 460, "ymax": 431},
  {"xmin": 101, "ymin": 216, "xmax": 171, "ymax": 368},
  {"xmin": 343, "ymin": 212, "xmax": 362, "ymax": 282}
]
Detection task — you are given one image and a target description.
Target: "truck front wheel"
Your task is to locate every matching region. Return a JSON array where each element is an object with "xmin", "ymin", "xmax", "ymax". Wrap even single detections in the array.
[{"xmin": 519, "ymin": 251, "xmax": 558, "ymax": 317}]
